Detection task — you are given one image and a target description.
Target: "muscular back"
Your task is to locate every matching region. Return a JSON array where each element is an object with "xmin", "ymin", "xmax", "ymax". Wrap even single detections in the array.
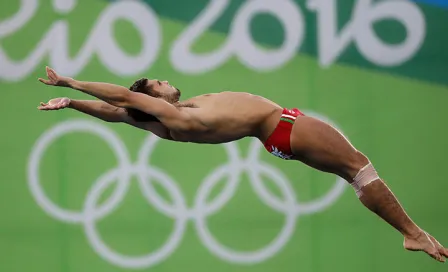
[{"xmin": 170, "ymin": 91, "xmax": 283, "ymax": 144}]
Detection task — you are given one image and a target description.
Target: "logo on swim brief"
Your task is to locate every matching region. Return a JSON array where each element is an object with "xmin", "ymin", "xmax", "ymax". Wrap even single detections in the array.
[
  {"xmin": 270, "ymin": 146, "xmax": 293, "ymax": 160},
  {"xmin": 26, "ymin": 110, "xmax": 346, "ymax": 269}
]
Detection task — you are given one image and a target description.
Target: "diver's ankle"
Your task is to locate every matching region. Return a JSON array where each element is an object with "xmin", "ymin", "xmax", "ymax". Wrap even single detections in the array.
[{"xmin": 403, "ymin": 228, "xmax": 424, "ymax": 240}]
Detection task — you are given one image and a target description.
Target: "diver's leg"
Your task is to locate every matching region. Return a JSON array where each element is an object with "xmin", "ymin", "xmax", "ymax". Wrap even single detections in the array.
[{"xmin": 290, "ymin": 116, "xmax": 448, "ymax": 262}]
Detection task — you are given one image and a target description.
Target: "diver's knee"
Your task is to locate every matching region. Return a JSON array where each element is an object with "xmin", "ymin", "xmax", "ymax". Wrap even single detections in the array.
[
  {"xmin": 349, "ymin": 155, "xmax": 380, "ymax": 198},
  {"xmin": 346, "ymin": 151, "xmax": 369, "ymax": 177}
]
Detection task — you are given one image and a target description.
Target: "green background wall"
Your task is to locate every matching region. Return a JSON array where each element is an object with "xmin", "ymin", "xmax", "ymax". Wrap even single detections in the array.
[{"xmin": 1, "ymin": 0, "xmax": 447, "ymax": 271}]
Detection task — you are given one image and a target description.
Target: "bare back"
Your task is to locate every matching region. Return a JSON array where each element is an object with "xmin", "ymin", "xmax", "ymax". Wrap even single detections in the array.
[{"xmin": 168, "ymin": 91, "xmax": 283, "ymax": 144}]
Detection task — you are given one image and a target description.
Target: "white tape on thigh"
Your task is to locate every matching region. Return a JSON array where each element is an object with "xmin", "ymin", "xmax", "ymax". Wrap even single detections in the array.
[{"xmin": 351, "ymin": 163, "xmax": 380, "ymax": 197}]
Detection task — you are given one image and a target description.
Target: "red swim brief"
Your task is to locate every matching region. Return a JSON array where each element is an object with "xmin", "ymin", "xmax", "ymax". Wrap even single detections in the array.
[{"xmin": 263, "ymin": 108, "xmax": 304, "ymax": 160}]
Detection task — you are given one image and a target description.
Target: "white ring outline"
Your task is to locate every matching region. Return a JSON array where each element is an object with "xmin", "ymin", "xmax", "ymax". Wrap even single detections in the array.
[
  {"xmin": 27, "ymin": 110, "xmax": 347, "ymax": 269},
  {"xmin": 27, "ymin": 120, "xmax": 132, "ymax": 224}
]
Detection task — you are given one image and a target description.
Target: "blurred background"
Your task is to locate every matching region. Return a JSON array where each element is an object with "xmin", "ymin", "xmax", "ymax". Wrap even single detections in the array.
[{"xmin": 1, "ymin": 0, "xmax": 447, "ymax": 271}]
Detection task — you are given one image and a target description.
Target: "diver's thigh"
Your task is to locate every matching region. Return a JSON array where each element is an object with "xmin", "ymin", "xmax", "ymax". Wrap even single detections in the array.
[{"xmin": 290, "ymin": 116, "xmax": 367, "ymax": 179}]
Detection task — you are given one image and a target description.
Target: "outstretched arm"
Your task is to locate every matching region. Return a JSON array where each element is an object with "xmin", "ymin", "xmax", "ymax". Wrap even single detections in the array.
[
  {"xmin": 39, "ymin": 66, "xmax": 134, "ymax": 106},
  {"xmin": 70, "ymin": 100, "xmax": 126, "ymax": 123},
  {"xmin": 38, "ymin": 98, "xmax": 127, "ymax": 123},
  {"xmin": 38, "ymin": 67, "xmax": 191, "ymax": 130},
  {"xmin": 38, "ymin": 98, "xmax": 173, "ymax": 140}
]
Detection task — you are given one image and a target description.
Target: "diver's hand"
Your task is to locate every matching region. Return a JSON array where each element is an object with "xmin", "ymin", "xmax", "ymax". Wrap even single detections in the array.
[
  {"xmin": 38, "ymin": 66, "xmax": 73, "ymax": 87},
  {"xmin": 38, "ymin": 97, "xmax": 71, "ymax": 111}
]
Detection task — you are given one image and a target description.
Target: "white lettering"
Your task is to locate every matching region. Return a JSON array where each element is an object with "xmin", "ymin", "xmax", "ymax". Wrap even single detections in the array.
[
  {"xmin": 309, "ymin": 0, "xmax": 426, "ymax": 67},
  {"xmin": 170, "ymin": 0, "xmax": 304, "ymax": 73},
  {"xmin": 53, "ymin": 0, "xmax": 76, "ymax": 14},
  {"xmin": 0, "ymin": 0, "xmax": 161, "ymax": 81},
  {"xmin": 0, "ymin": 0, "xmax": 427, "ymax": 81},
  {"xmin": 0, "ymin": 0, "xmax": 38, "ymax": 38},
  {"xmin": 232, "ymin": 0, "xmax": 304, "ymax": 71},
  {"xmin": 170, "ymin": 0, "xmax": 233, "ymax": 74},
  {"xmin": 354, "ymin": 0, "xmax": 425, "ymax": 66}
]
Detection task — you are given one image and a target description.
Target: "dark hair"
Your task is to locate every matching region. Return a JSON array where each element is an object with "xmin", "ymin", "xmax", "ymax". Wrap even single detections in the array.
[{"xmin": 126, "ymin": 78, "xmax": 160, "ymax": 122}]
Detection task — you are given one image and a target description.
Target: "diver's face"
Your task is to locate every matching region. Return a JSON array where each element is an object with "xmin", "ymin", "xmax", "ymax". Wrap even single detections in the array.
[{"xmin": 146, "ymin": 79, "xmax": 180, "ymax": 100}]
